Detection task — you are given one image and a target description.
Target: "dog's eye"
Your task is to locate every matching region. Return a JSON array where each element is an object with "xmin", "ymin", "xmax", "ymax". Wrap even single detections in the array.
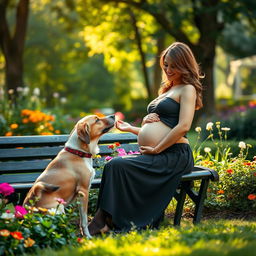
[{"xmin": 95, "ymin": 118, "xmax": 100, "ymax": 123}]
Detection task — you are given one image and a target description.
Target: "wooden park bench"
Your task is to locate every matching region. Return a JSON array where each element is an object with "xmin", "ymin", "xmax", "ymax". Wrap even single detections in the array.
[{"xmin": 0, "ymin": 133, "xmax": 219, "ymax": 225}]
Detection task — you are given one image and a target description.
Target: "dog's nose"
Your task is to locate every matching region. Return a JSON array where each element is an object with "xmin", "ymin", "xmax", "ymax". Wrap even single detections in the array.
[{"xmin": 108, "ymin": 115, "xmax": 116, "ymax": 120}]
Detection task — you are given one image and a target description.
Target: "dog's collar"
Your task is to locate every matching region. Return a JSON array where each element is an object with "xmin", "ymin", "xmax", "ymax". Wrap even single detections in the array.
[{"xmin": 64, "ymin": 147, "xmax": 92, "ymax": 158}]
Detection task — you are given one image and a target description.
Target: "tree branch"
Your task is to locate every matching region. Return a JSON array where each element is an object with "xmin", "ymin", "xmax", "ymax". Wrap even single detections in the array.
[{"xmin": 101, "ymin": 0, "xmax": 193, "ymax": 46}]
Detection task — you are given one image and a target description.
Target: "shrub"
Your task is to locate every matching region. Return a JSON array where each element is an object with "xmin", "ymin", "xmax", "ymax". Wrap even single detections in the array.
[
  {"xmin": 199, "ymin": 100, "xmax": 256, "ymax": 140},
  {"xmin": 0, "ymin": 183, "xmax": 80, "ymax": 256},
  {"xmin": 0, "ymin": 87, "xmax": 72, "ymax": 136},
  {"xmin": 193, "ymin": 121, "xmax": 256, "ymax": 211}
]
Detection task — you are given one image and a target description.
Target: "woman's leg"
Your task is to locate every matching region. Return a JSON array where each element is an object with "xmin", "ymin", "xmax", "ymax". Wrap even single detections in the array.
[{"xmin": 88, "ymin": 208, "xmax": 111, "ymax": 235}]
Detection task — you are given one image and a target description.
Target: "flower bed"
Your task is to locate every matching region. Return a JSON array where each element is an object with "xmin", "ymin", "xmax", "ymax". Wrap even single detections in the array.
[{"xmin": 0, "ymin": 183, "xmax": 80, "ymax": 256}]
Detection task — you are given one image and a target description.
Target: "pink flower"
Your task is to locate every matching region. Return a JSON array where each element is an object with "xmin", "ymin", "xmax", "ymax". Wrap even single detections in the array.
[
  {"xmin": 0, "ymin": 183, "xmax": 15, "ymax": 196},
  {"xmin": 15, "ymin": 205, "xmax": 28, "ymax": 218},
  {"xmin": 55, "ymin": 198, "xmax": 67, "ymax": 205},
  {"xmin": 115, "ymin": 112, "xmax": 125, "ymax": 120},
  {"xmin": 128, "ymin": 150, "xmax": 140, "ymax": 155},
  {"xmin": 116, "ymin": 148, "xmax": 127, "ymax": 156},
  {"xmin": 105, "ymin": 156, "xmax": 113, "ymax": 161}
]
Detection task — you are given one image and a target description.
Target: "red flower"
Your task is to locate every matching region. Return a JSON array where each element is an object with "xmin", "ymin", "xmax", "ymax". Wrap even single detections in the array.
[
  {"xmin": 248, "ymin": 194, "xmax": 256, "ymax": 200},
  {"xmin": 226, "ymin": 169, "xmax": 233, "ymax": 174},
  {"xmin": 10, "ymin": 231, "xmax": 24, "ymax": 240},
  {"xmin": 115, "ymin": 142, "xmax": 121, "ymax": 147},
  {"xmin": 217, "ymin": 190, "xmax": 225, "ymax": 194},
  {"xmin": 108, "ymin": 144, "xmax": 114, "ymax": 149}
]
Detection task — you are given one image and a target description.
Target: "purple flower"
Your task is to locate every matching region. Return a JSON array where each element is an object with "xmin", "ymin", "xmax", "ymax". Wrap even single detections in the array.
[
  {"xmin": 105, "ymin": 156, "xmax": 113, "ymax": 161},
  {"xmin": 15, "ymin": 205, "xmax": 28, "ymax": 218},
  {"xmin": 0, "ymin": 183, "xmax": 15, "ymax": 196}
]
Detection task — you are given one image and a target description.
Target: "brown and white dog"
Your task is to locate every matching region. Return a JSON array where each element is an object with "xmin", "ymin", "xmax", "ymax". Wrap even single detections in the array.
[{"xmin": 23, "ymin": 114, "xmax": 115, "ymax": 238}]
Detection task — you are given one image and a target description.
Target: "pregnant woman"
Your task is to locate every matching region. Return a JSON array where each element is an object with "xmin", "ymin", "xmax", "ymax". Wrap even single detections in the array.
[{"xmin": 88, "ymin": 42, "xmax": 203, "ymax": 235}]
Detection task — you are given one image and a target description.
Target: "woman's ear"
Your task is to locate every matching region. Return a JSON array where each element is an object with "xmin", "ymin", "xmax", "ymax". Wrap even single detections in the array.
[{"xmin": 77, "ymin": 122, "xmax": 90, "ymax": 144}]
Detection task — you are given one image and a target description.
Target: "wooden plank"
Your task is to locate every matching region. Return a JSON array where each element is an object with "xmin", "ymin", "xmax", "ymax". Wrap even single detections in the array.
[
  {"xmin": 0, "ymin": 143, "xmax": 139, "ymax": 161},
  {"xmin": 0, "ymin": 133, "xmax": 137, "ymax": 148},
  {"xmin": 0, "ymin": 160, "xmax": 51, "ymax": 173},
  {"xmin": 0, "ymin": 147, "xmax": 63, "ymax": 160},
  {"xmin": 1, "ymin": 173, "xmax": 41, "ymax": 183}
]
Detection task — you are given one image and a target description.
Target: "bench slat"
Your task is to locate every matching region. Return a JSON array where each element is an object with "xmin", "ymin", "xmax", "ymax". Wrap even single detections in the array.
[
  {"xmin": 0, "ymin": 144, "xmax": 139, "ymax": 161},
  {"xmin": 0, "ymin": 160, "xmax": 51, "ymax": 173},
  {"xmin": 0, "ymin": 133, "xmax": 137, "ymax": 148}
]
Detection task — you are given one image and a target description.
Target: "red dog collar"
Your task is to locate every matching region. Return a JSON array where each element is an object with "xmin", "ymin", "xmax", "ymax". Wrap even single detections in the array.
[{"xmin": 64, "ymin": 147, "xmax": 92, "ymax": 158}]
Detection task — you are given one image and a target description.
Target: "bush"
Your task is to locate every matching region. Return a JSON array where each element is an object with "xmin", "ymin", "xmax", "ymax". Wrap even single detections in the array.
[
  {"xmin": 192, "ymin": 121, "xmax": 256, "ymax": 211},
  {"xmin": 0, "ymin": 183, "xmax": 80, "ymax": 256},
  {"xmin": 199, "ymin": 101, "xmax": 256, "ymax": 140},
  {"xmin": 0, "ymin": 87, "xmax": 72, "ymax": 136}
]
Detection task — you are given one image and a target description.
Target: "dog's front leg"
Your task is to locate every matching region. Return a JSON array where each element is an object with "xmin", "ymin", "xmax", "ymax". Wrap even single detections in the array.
[{"xmin": 77, "ymin": 191, "xmax": 92, "ymax": 239}]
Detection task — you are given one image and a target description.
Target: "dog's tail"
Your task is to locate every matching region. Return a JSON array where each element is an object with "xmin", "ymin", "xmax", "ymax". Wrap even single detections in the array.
[{"xmin": 23, "ymin": 182, "xmax": 59, "ymax": 205}]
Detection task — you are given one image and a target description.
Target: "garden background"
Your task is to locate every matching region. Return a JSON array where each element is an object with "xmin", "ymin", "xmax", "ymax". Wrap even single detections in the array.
[{"xmin": 0, "ymin": 0, "xmax": 256, "ymax": 255}]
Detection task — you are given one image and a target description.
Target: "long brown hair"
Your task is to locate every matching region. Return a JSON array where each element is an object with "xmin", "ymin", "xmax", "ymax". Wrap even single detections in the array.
[{"xmin": 158, "ymin": 42, "xmax": 203, "ymax": 110}]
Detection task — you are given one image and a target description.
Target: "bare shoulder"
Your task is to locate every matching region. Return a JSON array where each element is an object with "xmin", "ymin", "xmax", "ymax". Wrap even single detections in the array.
[
  {"xmin": 181, "ymin": 84, "xmax": 196, "ymax": 93},
  {"xmin": 180, "ymin": 84, "xmax": 196, "ymax": 99}
]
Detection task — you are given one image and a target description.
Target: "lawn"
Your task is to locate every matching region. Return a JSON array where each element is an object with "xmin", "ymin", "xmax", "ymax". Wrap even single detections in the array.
[{"xmin": 26, "ymin": 219, "xmax": 256, "ymax": 256}]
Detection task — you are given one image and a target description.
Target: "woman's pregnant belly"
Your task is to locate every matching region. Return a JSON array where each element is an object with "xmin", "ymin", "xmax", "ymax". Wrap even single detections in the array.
[{"xmin": 138, "ymin": 121, "xmax": 172, "ymax": 147}]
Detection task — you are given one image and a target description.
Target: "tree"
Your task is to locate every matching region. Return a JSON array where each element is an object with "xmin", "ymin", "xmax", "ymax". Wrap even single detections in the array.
[
  {"xmin": 99, "ymin": 0, "xmax": 256, "ymax": 116},
  {"xmin": 0, "ymin": 0, "xmax": 29, "ymax": 95}
]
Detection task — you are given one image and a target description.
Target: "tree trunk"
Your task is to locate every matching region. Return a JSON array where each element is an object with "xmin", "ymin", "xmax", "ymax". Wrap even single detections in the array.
[
  {"xmin": 152, "ymin": 34, "xmax": 165, "ymax": 97},
  {"xmin": 0, "ymin": 0, "xmax": 29, "ymax": 96},
  {"xmin": 129, "ymin": 9, "xmax": 152, "ymax": 100}
]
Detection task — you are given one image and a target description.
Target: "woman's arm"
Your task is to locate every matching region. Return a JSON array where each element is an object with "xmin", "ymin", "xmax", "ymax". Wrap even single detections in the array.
[
  {"xmin": 140, "ymin": 85, "xmax": 196, "ymax": 154},
  {"xmin": 115, "ymin": 120, "xmax": 141, "ymax": 135}
]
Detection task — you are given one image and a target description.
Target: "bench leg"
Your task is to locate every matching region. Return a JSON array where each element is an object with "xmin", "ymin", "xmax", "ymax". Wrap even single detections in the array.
[
  {"xmin": 193, "ymin": 179, "xmax": 209, "ymax": 224},
  {"xmin": 173, "ymin": 187, "xmax": 186, "ymax": 226}
]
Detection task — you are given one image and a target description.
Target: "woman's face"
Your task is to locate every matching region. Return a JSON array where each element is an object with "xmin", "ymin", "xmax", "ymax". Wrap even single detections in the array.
[{"xmin": 163, "ymin": 54, "xmax": 182, "ymax": 85}]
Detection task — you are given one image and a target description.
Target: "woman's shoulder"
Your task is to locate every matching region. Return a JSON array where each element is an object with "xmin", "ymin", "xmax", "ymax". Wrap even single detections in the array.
[{"xmin": 180, "ymin": 84, "xmax": 196, "ymax": 101}]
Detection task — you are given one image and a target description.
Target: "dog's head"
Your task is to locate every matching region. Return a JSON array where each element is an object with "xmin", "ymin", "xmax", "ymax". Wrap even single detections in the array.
[{"xmin": 72, "ymin": 114, "xmax": 115, "ymax": 154}]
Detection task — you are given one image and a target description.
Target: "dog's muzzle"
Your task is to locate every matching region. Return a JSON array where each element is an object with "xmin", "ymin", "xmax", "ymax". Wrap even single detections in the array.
[{"xmin": 102, "ymin": 115, "xmax": 115, "ymax": 133}]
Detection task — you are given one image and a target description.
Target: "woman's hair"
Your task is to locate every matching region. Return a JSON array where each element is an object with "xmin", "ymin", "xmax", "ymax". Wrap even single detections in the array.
[{"xmin": 159, "ymin": 42, "xmax": 203, "ymax": 110}]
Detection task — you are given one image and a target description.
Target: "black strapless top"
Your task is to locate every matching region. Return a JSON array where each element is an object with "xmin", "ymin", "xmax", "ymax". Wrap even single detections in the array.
[{"xmin": 147, "ymin": 97, "xmax": 187, "ymax": 138}]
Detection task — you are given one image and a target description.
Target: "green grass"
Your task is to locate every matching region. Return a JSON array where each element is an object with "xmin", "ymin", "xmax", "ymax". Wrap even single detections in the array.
[{"xmin": 27, "ymin": 219, "xmax": 256, "ymax": 256}]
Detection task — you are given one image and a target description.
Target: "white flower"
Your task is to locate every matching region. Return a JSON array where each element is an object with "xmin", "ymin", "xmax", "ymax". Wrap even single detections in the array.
[
  {"xmin": 195, "ymin": 127, "xmax": 201, "ymax": 133},
  {"xmin": 221, "ymin": 127, "xmax": 230, "ymax": 131},
  {"xmin": 33, "ymin": 88, "xmax": 40, "ymax": 96},
  {"xmin": 8, "ymin": 89, "xmax": 14, "ymax": 94},
  {"xmin": 204, "ymin": 147, "xmax": 211, "ymax": 153},
  {"xmin": 17, "ymin": 87, "xmax": 23, "ymax": 92},
  {"xmin": 53, "ymin": 92, "xmax": 59, "ymax": 98},
  {"xmin": 1, "ymin": 212, "xmax": 15, "ymax": 220},
  {"xmin": 23, "ymin": 87, "xmax": 29, "ymax": 96},
  {"xmin": 238, "ymin": 141, "xmax": 246, "ymax": 149},
  {"xmin": 60, "ymin": 97, "xmax": 67, "ymax": 103},
  {"xmin": 206, "ymin": 122, "xmax": 214, "ymax": 131},
  {"xmin": 48, "ymin": 208, "xmax": 56, "ymax": 216}
]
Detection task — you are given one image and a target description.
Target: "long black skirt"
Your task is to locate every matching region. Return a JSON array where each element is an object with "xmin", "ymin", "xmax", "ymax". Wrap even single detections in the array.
[{"xmin": 97, "ymin": 143, "xmax": 194, "ymax": 231}]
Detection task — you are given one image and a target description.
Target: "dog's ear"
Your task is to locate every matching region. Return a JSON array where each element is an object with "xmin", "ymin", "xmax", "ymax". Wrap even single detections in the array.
[{"xmin": 77, "ymin": 122, "xmax": 90, "ymax": 144}]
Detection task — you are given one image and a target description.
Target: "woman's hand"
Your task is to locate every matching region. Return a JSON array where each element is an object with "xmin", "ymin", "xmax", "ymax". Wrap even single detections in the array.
[
  {"xmin": 142, "ymin": 113, "xmax": 160, "ymax": 125},
  {"xmin": 140, "ymin": 145, "xmax": 158, "ymax": 155},
  {"xmin": 115, "ymin": 120, "xmax": 132, "ymax": 132}
]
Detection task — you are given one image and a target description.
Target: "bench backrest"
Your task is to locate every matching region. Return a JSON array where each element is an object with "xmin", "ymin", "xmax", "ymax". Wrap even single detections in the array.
[{"xmin": 0, "ymin": 133, "xmax": 139, "ymax": 185}]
